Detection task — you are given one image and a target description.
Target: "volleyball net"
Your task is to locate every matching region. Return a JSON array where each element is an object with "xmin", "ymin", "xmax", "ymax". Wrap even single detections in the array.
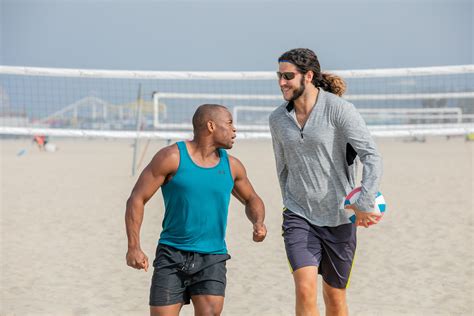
[{"xmin": 1, "ymin": 64, "xmax": 473, "ymax": 139}]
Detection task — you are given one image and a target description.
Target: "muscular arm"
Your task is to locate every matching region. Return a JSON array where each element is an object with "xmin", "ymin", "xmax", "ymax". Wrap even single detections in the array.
[
  {"xmin": 229, "ymin": 155, "xmax": 267, "ymax": 242},
  {"xmin": 125, "ymin": 144, "xmax": 179, "ymax": 270}
]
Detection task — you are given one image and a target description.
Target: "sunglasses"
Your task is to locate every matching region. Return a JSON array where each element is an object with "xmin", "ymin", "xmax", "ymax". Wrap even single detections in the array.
[{"xmin": 277, "ymin": 72, "xmax": 297, "ymax": 80}]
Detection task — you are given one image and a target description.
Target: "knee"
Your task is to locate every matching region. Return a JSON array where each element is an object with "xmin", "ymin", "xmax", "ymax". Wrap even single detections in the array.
[
  {"xmin": 200, "ymin": 302, "xmax": 223, "ymax": 316},
  {"xmin": 323, "ymin": 290, "xmax": 347, "ymax": 312},
  {"xmin": 295, "ymin": 282, "xmax": 317, "ymax": 304},
  {"xmin": 211, "ymin": 303, "xmax": 224, "ymax": 316}
]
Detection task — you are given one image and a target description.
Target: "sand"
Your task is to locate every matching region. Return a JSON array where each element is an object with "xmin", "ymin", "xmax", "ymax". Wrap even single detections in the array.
[{"xmin": 1, "ymin": 136, "xmax": 472, "ymax": 315}]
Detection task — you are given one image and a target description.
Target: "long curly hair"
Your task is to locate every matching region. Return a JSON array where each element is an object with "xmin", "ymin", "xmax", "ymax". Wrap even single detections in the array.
[{"xmin": 278, "ymin": 48, "xmax": 346, "ymax": 97}]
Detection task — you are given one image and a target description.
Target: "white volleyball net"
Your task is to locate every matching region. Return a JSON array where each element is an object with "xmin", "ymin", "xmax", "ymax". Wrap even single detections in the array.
[{"xmin": 1, "ymin": 65, "xmax": 473, "ymax": 139}]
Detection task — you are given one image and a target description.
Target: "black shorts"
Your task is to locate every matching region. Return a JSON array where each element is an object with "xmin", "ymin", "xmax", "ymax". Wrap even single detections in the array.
[
  {"xmin": 282, "ymin": 209, "xmax": 357, "ymax": 289},
  {"xmin": 149, "ymin": 244, "xmax": 231, "ymax": 306}
]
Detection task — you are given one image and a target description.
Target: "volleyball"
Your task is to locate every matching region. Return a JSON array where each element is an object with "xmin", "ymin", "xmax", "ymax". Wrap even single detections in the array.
[{"xmin": 344, "ymin": 187, "xmax": 386, "ymax": 224}]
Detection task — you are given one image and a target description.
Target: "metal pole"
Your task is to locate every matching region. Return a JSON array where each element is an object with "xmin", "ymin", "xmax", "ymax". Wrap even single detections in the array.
[
  {"xmin": 152, "ymin": 91, "xmax": 160, "ymax": 128},
  {"xmin": 132, "ymin": 84, "xmax": 143, "ymax": 177}
]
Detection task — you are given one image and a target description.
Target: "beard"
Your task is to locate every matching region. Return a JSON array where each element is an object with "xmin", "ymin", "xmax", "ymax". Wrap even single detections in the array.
[{"xmin": 285, "ymin": 76, "xmax": 306, "ymax": 102}]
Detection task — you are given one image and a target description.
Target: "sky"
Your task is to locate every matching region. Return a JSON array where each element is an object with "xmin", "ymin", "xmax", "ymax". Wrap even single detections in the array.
[{"xmin": 1, "ymin": 0, "xmax": 472, "ymax": 71}]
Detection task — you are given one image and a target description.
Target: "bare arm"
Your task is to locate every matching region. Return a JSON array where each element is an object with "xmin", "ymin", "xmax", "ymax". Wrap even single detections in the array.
[
  {"xmin": 229, "ymin": 155, "xmax": 267, "ymax": 242},
  {"xmin": 125, "ymin": 144, "xmax": 179, "ymax": 271}
]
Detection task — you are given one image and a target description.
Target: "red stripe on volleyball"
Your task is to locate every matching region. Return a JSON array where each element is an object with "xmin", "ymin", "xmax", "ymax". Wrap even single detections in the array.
[{"xmin": 346, "ymin": 187, "xmax": 362, "ymax": 200}]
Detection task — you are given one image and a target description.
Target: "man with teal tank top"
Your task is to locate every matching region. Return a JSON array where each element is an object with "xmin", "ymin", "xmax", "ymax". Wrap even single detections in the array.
[{"xmin": 125, "ymin": 104, "xmax": 267, "ymax": 316}]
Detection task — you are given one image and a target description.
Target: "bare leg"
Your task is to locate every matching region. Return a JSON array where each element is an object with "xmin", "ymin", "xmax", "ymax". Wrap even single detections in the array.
[
  {"xmin": 191, "ymin": 295, "xmax": 224, "ymax": 316},
  {"xmin": 150, "ymin": 303, "xmax": 184, "ymax": 316},
  {"xmin": 293, "ymin": 266, "xmax": 319, "ymax": 316},
  {"xmin": 322, "ymin": 280, "xmax": 348, "ymax": 316}
]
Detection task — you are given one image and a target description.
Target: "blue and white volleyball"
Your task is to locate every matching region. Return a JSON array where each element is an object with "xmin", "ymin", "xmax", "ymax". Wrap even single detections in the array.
[{"xmin": 344, "ymin": 187, "xmax": 386, "ymax": 224}]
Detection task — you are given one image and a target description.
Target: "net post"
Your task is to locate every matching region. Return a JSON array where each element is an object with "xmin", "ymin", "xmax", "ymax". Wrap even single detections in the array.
[
  {"xmin": 152, "ymin": 91, "xmax": 160, "ymax": 129},
  {"xmin": 131, "ymin": 84, "xmax": 143, "ymax": 177}
]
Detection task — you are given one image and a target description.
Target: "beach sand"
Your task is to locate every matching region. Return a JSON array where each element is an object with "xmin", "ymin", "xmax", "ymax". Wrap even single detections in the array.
[{"xmin": 1, "ymin": 136, "xmax": 472, "ymax": 315}]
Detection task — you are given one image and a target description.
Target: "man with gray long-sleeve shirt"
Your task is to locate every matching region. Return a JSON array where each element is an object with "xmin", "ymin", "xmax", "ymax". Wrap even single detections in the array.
[{"xmin": 270, "ymin": 48, "xmax": 383, "ymax": 316}]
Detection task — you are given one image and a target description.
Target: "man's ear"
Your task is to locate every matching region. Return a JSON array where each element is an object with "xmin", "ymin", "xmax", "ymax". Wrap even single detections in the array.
[
  {"xmin": 306, "ymin": 70, "xmax": 314, "ymax": 83},
  {"xmin": 207, "ymin": 120, "xmax": 215, "ymax": 133}
]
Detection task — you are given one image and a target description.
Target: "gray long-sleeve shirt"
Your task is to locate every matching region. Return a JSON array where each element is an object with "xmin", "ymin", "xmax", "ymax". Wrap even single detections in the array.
[{"xmin": 269, "ymin": 89, "xmax": 383, "ymax": 227}]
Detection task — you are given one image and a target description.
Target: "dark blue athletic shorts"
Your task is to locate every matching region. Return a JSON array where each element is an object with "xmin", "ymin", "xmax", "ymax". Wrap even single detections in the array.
[
  {"xmin": 149, "ymin": 244, "xmax": 231, "ymax": 306},
  {"xmin": 282, "ymin": 209, "xmax": 357, "ymax": 289}
]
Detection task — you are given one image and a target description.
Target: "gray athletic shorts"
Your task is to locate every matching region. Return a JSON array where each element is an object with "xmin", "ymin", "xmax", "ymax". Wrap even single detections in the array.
[
  {"xmin": 282, "ymin": 209, "xmax": 357, "ymax": 289},
  {"xmin": 149, "ymin": 244, "xmax": 231, "ymax": 306}
]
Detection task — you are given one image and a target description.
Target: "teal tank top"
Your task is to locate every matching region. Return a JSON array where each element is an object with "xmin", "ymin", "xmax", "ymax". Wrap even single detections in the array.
[{"xmin": 159, "ymin": 141, "xmax": 234, "ymax": 254}]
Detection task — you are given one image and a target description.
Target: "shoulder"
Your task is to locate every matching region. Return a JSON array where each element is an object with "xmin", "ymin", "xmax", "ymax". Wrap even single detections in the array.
[
  {"xmin": 269, "ymin": 102, "xmax": 288, "ymax": 124},
  {"xmin": 269, "ymin": 102, "xmax": 290, "ymax": 133},
  {"xmin": 321, "ymin": 89, "xmax": 357, "ymax": 118},
  {"xmin": 156, "ymin": 142, "xmax": 179, "ymax": 160},
  {"xmin": 322, "ymin": 89, "xmax": 352, "ymax": 109},
  {"xmin": 228, "ymin": 154, "xmax": 243, "ymax": 168},
  {"xmin": 227, "ymin": 154, "xmax": 246, "ymax": 178},
  {"xmin": 149, "ymin": 142, "xmax": 180, "ymax": 173}
]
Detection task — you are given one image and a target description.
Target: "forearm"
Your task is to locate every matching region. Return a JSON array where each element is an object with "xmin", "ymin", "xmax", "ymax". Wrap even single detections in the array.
[
  {"xmin": 357, "ymin": 153, "xmax": 383, "ymax": 211},
  {"xmin": 271, "ymin": 132, "xmax": 288, "ymax": 200},
  {"xmin": 277, "ymin": 166, "xmax": 288, "ymax": 200},
  {"xmin": 245, "ymin": 195, "xmax": 265, "ymax": 225},
  {"xmin": 125, "ymin": 196, "xmax": 145, "ymax": 249},
  {"xmin": 341, "ymin": 103, "xmax": 383, "ymax": 211}
]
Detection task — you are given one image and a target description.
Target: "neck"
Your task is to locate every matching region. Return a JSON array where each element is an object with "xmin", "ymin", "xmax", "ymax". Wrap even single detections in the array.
[
  {"xmin": 293, "ymin": 86, "xmax": 319, "ymax": 114},
  {"xmin": 188, "ymin": 137, "xmax": 218, "ymax": 160}
]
